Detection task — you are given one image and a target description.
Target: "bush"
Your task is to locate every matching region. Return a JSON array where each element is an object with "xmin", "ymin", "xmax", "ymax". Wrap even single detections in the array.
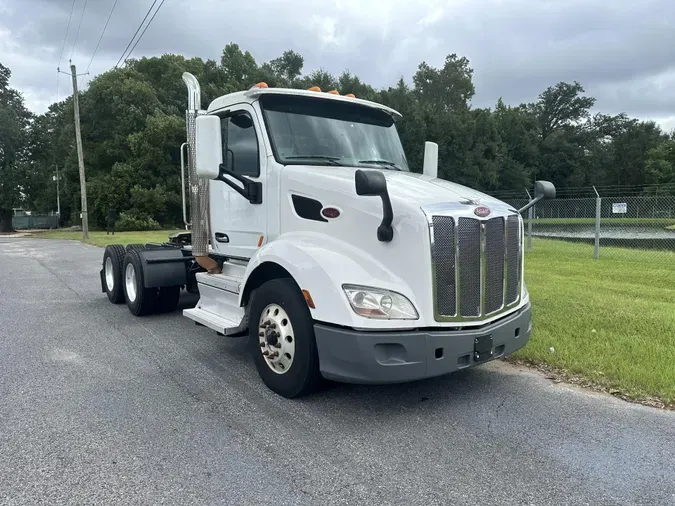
[{"xmin": 115, "ymin": 211, "xmax": 162, "ymax": 231}]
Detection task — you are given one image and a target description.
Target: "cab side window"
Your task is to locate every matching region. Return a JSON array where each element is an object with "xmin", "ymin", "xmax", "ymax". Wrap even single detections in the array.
[{"xmin": 220, "ymin": 111, "xmax": 260, "ymax": 177}]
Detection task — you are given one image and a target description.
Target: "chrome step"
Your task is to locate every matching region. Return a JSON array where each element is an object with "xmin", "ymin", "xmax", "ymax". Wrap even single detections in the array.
[{"xmin": 183, "ymin": 307, "xmax": 245, "ymax": 335}]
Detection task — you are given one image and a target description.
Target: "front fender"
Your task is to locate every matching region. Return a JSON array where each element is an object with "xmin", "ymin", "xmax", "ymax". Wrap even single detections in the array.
[{"xmin": 239, "ymin": 232, "xmax": 419, "ymax": 330}]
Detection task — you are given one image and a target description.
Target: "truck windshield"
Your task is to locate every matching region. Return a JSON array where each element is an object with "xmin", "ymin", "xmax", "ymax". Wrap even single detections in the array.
[{"xmin": 259, "ymin": 93, "xmax": 410, "ymax": 171}]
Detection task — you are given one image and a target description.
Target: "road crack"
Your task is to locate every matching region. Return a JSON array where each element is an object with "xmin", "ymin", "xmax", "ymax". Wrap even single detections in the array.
[{"xmin": 487, "ymin": 396, "xmax": 508, "ymax": 431}]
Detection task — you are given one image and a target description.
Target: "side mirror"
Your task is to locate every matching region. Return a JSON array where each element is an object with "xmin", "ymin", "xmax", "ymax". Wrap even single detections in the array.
[
  {"xmin": 355, "ymin": 169, "xmax": 387, "ymax": 196},
  {"xmin": 195, "ymin": 115, "xmax": 222, "ymax": 180},
  {"xmin": 534, "ymin": 180, "xmax": 556, "ymax": 200},
  {"xmin": 518, "ymin": 180, "xmax": 556, "ymax": 215},
  {"xmin": 355, "ymin": 169, "xmax": 394, "ymax": 242},
  {"xmin": 422, "ymin": 141, "xmax": 438, "ymax": 178}
]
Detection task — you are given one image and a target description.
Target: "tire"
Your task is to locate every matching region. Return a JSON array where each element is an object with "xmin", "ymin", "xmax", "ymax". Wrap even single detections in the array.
[
  {"xmin": 156, "ymin": 286, "xmax": 181, "ymax": 313},
  {"xmin": 122, "ymin": 248, "xmax": 158, "ymax": 316},
  {"xmin": 102, "ymin": 244, "xmax": 127, "ymax": 304},
  {"xmin": 249, "ymin": 278, "xmax": 323, "ymax": 398}
]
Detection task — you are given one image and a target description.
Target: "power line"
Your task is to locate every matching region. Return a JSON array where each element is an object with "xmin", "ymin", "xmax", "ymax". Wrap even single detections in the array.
[
  {"xmin": 80, "ymin": 0, "xmax": 119, "ymax": 87},
  {"xmin": 57, "ymin": 0, "xmax": 78, "ymax": 102},
  {"xmin": 114, "ymin": 0, "xmax": 160, "ymax": 68},
  {"xmin": 122, "ymin": 0, "xmax": 166, "ymax": 64},
  {"xmin": 70, "ymin": 0, "xmax": 89, "ymax": 60},
  {"xmin": 58, "ymin": 0, "xmax": 77, "ymax": 68}
]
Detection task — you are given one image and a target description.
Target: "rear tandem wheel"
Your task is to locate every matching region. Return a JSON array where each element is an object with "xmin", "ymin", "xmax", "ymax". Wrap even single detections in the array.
[
  {"xmin": 102, "ymin": 244, "xmax": 127, "ymax": 304},
  {"xmin": 121, "ymin": 248, "xmax": 183, "ymax": 316},
  {"xmin": 122, "ymin": 248, "xmax": 157, "ymax": 316}
]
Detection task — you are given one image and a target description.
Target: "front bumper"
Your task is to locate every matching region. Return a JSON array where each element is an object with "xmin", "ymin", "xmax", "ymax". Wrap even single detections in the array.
[{"xmin": 314, "ymin": 302, "xmax": 531, "ymax": 384}]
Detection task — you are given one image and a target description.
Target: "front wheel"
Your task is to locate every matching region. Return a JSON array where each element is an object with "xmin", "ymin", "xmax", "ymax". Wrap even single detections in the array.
[{"xmin": 249, "ymin": 278, "xmax": 323, "ymax": 398}]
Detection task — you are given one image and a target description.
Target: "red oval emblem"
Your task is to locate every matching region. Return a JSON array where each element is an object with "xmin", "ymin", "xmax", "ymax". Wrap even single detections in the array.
[
  {"xmin": 321, "ymin": 207, "xmax": 341, "ymax": 219},
  {"xmin": 474, "ymin": 206, "xmax": 491, "ymax": 217}
]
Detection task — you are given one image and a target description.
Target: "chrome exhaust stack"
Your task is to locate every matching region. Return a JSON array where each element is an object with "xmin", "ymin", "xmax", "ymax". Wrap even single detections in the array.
[{"xmin": 182, "ymin": 72, "xmax": 220, "ymax": 273}]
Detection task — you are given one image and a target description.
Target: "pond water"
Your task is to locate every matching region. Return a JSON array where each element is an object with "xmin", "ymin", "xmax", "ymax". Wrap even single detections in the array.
[
  {"xmin": 530, "ymin": 225, "xmax": 675, "ymax": 251},
  {"xmin": 532, "ymin": 225, "xmax": 675, "ymax": 240}
]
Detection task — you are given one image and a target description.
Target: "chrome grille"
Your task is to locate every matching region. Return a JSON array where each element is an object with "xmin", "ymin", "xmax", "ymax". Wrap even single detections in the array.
[
  {"xmin": 457, "ymin": 218, "xmax": 481, "ymax": 317},
  {"xmin": 431, "ymin": 216, "xmax": 456, "ymax": 315},
  {"xmin": 484, "ymin": 217, "xmax": 505, "ymax": 314},
  {"xmin": 505, "ymin": 215, "xmax": 521, "ymax": 304},
  {"xmin": 429, "ymin": 209, "xmax": 522, "ymax": 322}
]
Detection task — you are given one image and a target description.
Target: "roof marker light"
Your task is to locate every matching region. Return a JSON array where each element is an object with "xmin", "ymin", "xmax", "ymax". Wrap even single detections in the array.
[
  {"xmin": 345, "ymin": 93, "xmax": 355, "ymax": 98},
  {"xmin": 252, "ymin": 82, "xmax": 268, "ymax": 89},
  {"xmin": 327, "ymin": 89, "xmax": 339, "ymax": 95},
  {"xmin": 308, "ymin": 86, "xmax": 321, "ymax": 92}
]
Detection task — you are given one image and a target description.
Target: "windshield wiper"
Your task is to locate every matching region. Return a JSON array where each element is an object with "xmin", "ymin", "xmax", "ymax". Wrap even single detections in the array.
[
  {"xmin": 284, "ymin": 155, "xmax": 343, "ymax": 165},
  {"xmin": 358, "ymin": 159, "xmax": 403, "ymax": 171}
]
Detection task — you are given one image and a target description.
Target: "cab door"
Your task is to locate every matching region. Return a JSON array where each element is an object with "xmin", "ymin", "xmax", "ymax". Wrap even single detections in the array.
[{"xmin": 208, "ymin": 103, "xmax": 266, "ymax": 260}]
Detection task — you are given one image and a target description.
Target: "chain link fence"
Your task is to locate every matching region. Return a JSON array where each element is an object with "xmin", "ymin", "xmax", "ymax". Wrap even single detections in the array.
[{"xmin": 492, "ymin": 186, "xmax": 675, "ymax": 264}]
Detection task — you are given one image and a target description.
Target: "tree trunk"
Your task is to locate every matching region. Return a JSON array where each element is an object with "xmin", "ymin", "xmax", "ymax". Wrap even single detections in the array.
[{"xmin": 0, "ymin": 208, "xmax": 13, "ymax": 233}]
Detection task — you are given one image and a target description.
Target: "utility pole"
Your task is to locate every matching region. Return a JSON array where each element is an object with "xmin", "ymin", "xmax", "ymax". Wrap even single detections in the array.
[
  {"xmin": 53, "ymin": 165, "xmax": 61, "ymax": 221},
  {"xmin": 70, "ymin": 63, "xmax": 89, "ymax": 240}
]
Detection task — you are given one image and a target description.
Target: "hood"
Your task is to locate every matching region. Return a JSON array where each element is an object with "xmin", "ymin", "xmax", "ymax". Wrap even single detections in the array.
[
  {"xmin": 382, "ymin": 171, "xmax": 509, "ymax": 208},
  {"xmin": 285, "ymin": 164, "xmax": 512, "ymax": 210}
]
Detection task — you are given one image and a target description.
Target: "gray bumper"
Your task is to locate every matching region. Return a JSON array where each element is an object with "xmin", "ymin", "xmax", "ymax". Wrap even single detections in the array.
[{"xmin": 314, "ymin": 302, "xmax": 532, "ymax": 384}]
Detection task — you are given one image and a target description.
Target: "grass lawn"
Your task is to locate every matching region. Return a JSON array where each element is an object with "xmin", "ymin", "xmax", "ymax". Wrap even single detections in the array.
[
  {"xmin": 33, "ymin": 229, "xmax": 184, "ymax": 248},
  {"xmin": 518, "ymin": 238, "xmax": 675, "ymax": 407}
]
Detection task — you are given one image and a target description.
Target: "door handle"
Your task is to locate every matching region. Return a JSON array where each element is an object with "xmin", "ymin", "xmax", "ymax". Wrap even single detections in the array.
[{"xmin": 215, "ymin": 232, "xmax": 229, "ymax": 243}]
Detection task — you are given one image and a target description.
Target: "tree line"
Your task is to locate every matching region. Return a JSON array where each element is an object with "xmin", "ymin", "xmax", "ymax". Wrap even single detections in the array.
[{"xmin": 1, "ymin": 43, "xmax": 674, "ymax": 232}]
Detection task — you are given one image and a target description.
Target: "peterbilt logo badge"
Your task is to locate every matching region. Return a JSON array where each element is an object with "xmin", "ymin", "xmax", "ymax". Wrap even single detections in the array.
[{"xmin": 474, "ymin": 206, "xmax": 491, "ymax": 217}]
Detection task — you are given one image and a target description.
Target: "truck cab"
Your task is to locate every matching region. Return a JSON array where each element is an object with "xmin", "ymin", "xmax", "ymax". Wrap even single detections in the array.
[{"xmin": 100, "ymin": 73, "xmax": 555, "ymax": 399}]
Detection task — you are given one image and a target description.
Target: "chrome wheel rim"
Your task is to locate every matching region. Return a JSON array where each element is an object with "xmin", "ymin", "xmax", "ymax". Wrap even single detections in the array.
[
  {"xmin": 104, "ymin": 257, "xmax": 114, "ymax": 291},
  {"xmin": 258, "ymin": 304, "xmax": 295, "ymax": 374},
  {"xmin": 124, "ymin": 263, "xmax": 137, "ymax": 303}
]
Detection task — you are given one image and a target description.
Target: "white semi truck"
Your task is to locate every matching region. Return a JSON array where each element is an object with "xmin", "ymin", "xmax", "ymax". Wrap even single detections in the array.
[{"xmin": 100, "ymin": 73, "xmax": 555, "ymax": 398}]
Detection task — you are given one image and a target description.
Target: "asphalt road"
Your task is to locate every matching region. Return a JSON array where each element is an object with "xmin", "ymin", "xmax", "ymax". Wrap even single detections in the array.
[{"xmin": 1, "ymin": 237, "xmax": 674, "ymax": 506}]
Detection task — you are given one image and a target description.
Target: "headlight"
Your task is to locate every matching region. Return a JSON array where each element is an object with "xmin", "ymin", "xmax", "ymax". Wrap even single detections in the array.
[{"xmin": 342, "ymin": 284, "xmax": 419, "ymax": 320}]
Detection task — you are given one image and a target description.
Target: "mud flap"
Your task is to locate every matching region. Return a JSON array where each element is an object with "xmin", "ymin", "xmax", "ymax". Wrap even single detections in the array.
[{"xmin": 137, "ymin": 247, "xmax": 189, "ymax": 288}]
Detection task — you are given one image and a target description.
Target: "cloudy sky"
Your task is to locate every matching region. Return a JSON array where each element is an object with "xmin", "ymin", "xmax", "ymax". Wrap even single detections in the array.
[{"xmin": 1, "ymin": 0, "xmax": 674, "ymax": 131}]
